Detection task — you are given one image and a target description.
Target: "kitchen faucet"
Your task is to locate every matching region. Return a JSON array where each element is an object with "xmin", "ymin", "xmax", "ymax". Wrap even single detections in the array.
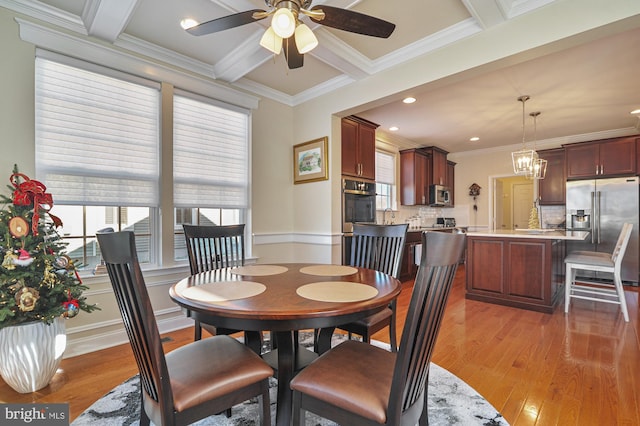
[{"xmin": 383, "ymin": 208, "xmax": 394, "ymax": 224}]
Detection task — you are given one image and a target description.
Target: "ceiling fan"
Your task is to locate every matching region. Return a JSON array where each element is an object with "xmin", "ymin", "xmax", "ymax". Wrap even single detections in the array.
[{"xmin": 185, "ymin": 0, "xmax": 396, "ymax": 70}]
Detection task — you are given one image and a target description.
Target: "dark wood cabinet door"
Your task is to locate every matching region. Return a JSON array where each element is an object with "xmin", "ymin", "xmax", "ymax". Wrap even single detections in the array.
[
  {"xmin": 446, "ymin": 161, "xmax": 455, "ymax": 206},
  {"xmin": 507, "ymin": 241, "xmax": 546, "ymax": 301},
  {"xmin": 400, "ymin": 232, "xmax": 422, "ymax": 281},
  {"xmin": 466, "ymin": 238, "xmax": 505, "ymax": 294},
  {"xmin": 565, "ymin": 136, "xmax": 637, "ymax": 179},
  {"xmin": 566, "ymin": 142, "xmax": 599, "ymax": 179},
  {"xmin": 358, "ymin": 124, "xmax": 376, "ymax": 180},
  {"xmin": 341, "ymin": 118, "xmax": 359, "ymax": 177},
  {"xmin": 600, "ymin": 137, "xmax": 636, "ymax": 176},
  {"xmin": 341, "ymin": 116, "xmax": 378, "ymax": 179},
  {"xmin": 538, "ymin": 148, "xmax": 565, "ymax": 205},
  {"xmin": 431, "ymin": 149, "xmax": 447, "ymax": 186},
  {"xmin": 400, "ymin": 150, "xmax": 429, "ymax": 205}
]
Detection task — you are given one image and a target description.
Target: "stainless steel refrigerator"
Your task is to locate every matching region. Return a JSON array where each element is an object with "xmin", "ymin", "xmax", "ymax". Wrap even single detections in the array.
[{"xmin": 565, "ymin": 176, "xmax": 639, "ymax": 284}]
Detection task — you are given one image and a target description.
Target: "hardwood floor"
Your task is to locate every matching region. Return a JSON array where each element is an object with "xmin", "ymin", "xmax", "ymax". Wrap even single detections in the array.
[{"xmin": 1, "ymin": 265, "xmax": 638, "ymax": 425}]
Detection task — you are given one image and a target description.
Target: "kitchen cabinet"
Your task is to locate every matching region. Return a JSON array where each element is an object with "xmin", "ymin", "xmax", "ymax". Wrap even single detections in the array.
[
  {"xmin": 466, "ymin": 235, "xmax": 566, "ymax": 313},
  {"xmin": 424, "ymin": 146, "xmax": 449, "ymax": 186},
  {"xmin": 400, "ymin": 149, "xmax": 430, "ymax": 205},
  {"xmin": 400, "ymin": 146, "xmax": 454, "ymax": 206},
  {"xmin": 341, "ymin": 116, "xmax": 379, "ymax": 180},
  {"xmin": 537, "ymin": 148, "xmax": 565, "ymax": 205},
  {"xmin": 446, "ymin": 160, "xmax": 456, "ymax": 205},
  {"xmin": 565, "ymin": 136, "xmax": 636, "ymax": 179},
  {"xmin": 399, "ymin": 231, "xmax": 422, "ymax": 281}
]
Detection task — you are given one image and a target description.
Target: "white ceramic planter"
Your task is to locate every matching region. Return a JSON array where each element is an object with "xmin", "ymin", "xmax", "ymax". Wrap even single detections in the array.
[{"xmin": 0, "ymin": 317, "xmax": 66, "ymax": 393}]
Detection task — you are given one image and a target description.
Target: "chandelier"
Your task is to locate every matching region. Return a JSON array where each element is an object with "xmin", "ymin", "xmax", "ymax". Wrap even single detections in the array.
[
  {"xmin": 528, "ymin": 111, "xmax": 547, "ymax": 179},
  {"xmin": 511, "ymin": 95, "xmax": 538, "ymax": 176}
]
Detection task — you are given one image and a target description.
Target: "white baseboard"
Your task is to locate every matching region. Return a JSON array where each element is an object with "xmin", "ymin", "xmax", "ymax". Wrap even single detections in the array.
[{"xmin": 63, "ymin": 316, "xmax": 193, "ymax": 358}]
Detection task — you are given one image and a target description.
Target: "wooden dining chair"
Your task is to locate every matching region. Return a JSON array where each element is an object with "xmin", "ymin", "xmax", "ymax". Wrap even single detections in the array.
[
  {"xmin": 183, "ymin": 224, "xmax": 246, "ymax": 341},
  {"xmin": 291, "ymin": 230, "xmax": 465, "ymax": 426},
  {"xmin": 564, "ymin": 222, "xmax": 633, "ymax": 322},
  {"xmin": 97, "ymin": 230, "xmax": 273, "ymax": 426},
  {"xmin": 338, "ymin": 223, "xmax": 408, "ymax": 352}
]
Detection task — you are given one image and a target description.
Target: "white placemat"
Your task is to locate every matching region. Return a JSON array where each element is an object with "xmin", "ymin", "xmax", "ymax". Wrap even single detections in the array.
[
  {"xmin": 229, "ymin": 265, "xmax": 289, "ymax": 276},
  {"xmin": 299, "ymin": 264, "xmax": 358, "ymax": 276},
  {"xmin": 181, "ymin": 281, "xmax": 266, "ymax": 302},
  {"xmin": 296, "ymin": 281, "xmax": 379, "ymax": 302}
]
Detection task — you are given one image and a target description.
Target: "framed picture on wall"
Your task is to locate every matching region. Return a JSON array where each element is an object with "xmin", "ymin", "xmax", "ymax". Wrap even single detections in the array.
[{"xmin": 293, "ymin": 137, "xmax": 328, "ymax": 184}]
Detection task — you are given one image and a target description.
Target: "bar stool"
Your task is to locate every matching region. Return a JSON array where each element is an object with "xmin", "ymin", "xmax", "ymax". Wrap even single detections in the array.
[{"xmin": 564, "ymin": 223, "xmax": 633, "ymax": 322}]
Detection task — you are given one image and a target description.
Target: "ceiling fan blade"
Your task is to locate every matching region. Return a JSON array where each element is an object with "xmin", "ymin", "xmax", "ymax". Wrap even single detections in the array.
[
  {"xmin": 283, "ymin": 37, "xmax": 304, "ymax": 69},
  {"xmin": 186, "ymin": 10, "xmax": 266, "ymax": 36},
  {"xmin": 310, "ymin": 6, "xmax": 395, "ymax": 38}
]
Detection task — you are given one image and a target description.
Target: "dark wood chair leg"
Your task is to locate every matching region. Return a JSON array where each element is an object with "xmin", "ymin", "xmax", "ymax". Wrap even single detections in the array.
[
  {"xmin": 389, "ymin": 305, "xmax": 398, "ymax": 352},
  {"xmin": 260, "ymin": 380, "xmax": 271, "ymax": 426},
  {"xmin": 194, "ymin": 319, "xmax": 202, "ymax": 341}
]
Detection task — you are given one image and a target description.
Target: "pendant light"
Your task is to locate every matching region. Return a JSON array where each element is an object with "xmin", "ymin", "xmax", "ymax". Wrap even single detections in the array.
[
  {"xmin": 511, "ymin": 95, "xmax": 538, "ymax": 176},
  {"xmin": 529, "ymin": 111, "xmax": 547, "ymax": 179}
]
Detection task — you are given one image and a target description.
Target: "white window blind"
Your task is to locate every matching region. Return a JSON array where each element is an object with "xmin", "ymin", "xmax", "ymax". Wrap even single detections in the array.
[
  {"xmin": 376, "ymin": 150, "xmax": 395, "ymax": 184},
  {"xmin": 35, "ymin": 55, "xmax": 160, "ymax": 206},
  {"xmin": 173, "ymin": 92, "xmax": 249, "ymax": 208}
]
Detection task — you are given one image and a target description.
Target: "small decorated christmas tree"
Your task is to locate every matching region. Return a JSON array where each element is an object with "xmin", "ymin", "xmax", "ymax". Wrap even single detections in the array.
[
  {"xmin": 0, "ymin": 165, "xmax": 98, "ymax": 328},
  {"xmin": 528, "ymin": 203, "xmax": 540, "ymax": 229}
]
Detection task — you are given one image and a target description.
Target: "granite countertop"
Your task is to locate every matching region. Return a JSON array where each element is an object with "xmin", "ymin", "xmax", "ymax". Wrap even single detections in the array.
[
  {"xmin": 467, "ymin": 229, "xmax": 590, "ymax": 240},
  {"xmin": 407, "ymin": 226, "xmax": 463, "ymax": 232}
]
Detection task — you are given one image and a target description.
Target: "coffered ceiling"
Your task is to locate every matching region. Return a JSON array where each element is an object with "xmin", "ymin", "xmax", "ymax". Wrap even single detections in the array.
[{"xmin": 5, "ymin": 0, "xmax": 640, "ymax": 153}]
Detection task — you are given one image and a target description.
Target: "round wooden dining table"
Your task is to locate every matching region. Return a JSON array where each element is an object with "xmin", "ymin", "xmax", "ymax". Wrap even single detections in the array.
[{"xmin": 169, "ymin": 263, "xmax": 402, "ymax": 426}]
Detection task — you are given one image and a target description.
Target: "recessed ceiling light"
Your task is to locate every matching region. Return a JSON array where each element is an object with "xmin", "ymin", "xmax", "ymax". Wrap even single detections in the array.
[
  {"xmin": 402, "ymin": 97, "xmax": 416, "ymax": 104},
  {"xmin": 631, "ymin": 109, "xmax": 640, "ymax": 115},
  {"xmin": 180, "ymin": 18, "xmax": 198, "ymax": 30},
  {"xmin": 470, "ymin": 137, "xmax": 480, "ymax": 142},
  {"xmin": 389, "ymin": 126, "xmax": 399, "ymax": 131}
]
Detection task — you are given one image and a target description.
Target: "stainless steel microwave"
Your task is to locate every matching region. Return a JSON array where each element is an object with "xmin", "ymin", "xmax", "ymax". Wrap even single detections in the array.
[{"xmin": 429, "ymin": 185, "xmax": 451, "ymax": 206}]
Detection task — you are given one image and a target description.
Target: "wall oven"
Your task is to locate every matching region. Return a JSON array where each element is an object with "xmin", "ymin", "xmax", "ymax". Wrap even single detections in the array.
[{"xmin": 342, "ymin": 178, "xmax": 377, "ymax": 263}]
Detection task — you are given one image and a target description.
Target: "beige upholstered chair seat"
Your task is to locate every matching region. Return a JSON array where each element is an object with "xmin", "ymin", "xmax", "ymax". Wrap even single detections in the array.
[
  {"xmin": 564, "ymin": 223, "xmax": 632, "ymax": 322},
  {"xmin": 164, "ymin": 336, "xmax": 273, "ymax": 413},
  {"xmin": 291, "ymin": 340, "xmax": 395, "ymax": 424}
]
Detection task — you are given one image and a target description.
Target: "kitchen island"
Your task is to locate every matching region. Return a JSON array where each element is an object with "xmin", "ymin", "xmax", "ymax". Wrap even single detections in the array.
[{"xmin": 465, "ymin": 229, "xmax": 589, "ymax": 313}]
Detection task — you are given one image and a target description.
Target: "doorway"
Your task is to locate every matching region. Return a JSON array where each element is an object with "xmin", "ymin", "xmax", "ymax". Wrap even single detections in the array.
[{"xmin": 492, "ymin": 176, "xmax": 534, "ymax": 230}]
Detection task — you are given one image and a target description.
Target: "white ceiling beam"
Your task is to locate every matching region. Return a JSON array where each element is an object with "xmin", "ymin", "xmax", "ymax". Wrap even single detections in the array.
[
  {"xmin": 461, "ymin": 0, "xmax": 507, "ymax": 29},
  {"xmin": 82, "ymin": 0, "xmax": 140, "ymax": 42},
  {"xmin": 212, "ymin": 30, "xmax": 272, "ymax": 82}
]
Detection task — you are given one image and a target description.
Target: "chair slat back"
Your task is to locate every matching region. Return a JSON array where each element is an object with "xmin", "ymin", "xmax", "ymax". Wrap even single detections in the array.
[
  {"xmin": 350, "ymin": 223, "xmax": 409, "ymax": 278},
  {"xmin": 183, "ymin": 224, "xmax": 245, "ymax": 274},
  {"xmin": 96, "ymin": 231, "xmax": 172, "ymax": 413},
  {"xmin": 387, "ymin": 231, "xmax": 465, "ymax": 424},
  {"xmin": 611, "ymin": 223, "xmax": 633, "ymax": 266}
]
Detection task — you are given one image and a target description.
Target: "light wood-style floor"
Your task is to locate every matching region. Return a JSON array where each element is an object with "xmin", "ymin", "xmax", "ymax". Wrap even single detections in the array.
[{"xmin": 1, "ymin": 265, "xmax": 638, "ymax": 425}]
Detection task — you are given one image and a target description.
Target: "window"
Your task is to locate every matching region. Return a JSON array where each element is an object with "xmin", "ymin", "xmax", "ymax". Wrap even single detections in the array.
[
  {"xmin": 375, "ymin": 150, "xmax": 396, "ymax": 210},
  {"xmin": 172, "ymin": 92, "xmax": 250, "ymax": 261},
  {"xmin": 35, "ymin": 54, "xmax": 160, "ymax": 271},
  {"xmin": 34, "ymin": 53, "xmax": 252, "ymax": 272}
]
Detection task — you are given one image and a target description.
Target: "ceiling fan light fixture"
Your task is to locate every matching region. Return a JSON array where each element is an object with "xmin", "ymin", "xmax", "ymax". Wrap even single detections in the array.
[
  {"xmin": 260, "ymin": 27, "xmax": 283, "ymax": 54},
  {"xmin": 294, "ymin": 23, "xmax": 318, "ymax": 54},
  {"xmin": 180, "ymin": 18, "xmax": 198, "ymax": 30},
  {"xmin": 272, "ymin": 8, "xmax": 296, "ymax": 38}
]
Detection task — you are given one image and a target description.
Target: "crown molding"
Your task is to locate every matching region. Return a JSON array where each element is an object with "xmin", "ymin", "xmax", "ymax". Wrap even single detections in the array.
[
  {"xmin": 0, "ymin": 0, "xmax": 86, "ymax": 33},
  {"xmin": 451, "ymin": 127, "xmax": 640, "ymax": 158},
  {"xmin": 16, "ymin": 18, "xmax": 260, "ymax": 109}
]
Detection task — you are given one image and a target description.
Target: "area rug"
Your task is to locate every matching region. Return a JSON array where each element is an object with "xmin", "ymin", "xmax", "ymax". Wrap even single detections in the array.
[{"xmin": 72, "ymin": 332, "xmax": 508, "ymax": 426}]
